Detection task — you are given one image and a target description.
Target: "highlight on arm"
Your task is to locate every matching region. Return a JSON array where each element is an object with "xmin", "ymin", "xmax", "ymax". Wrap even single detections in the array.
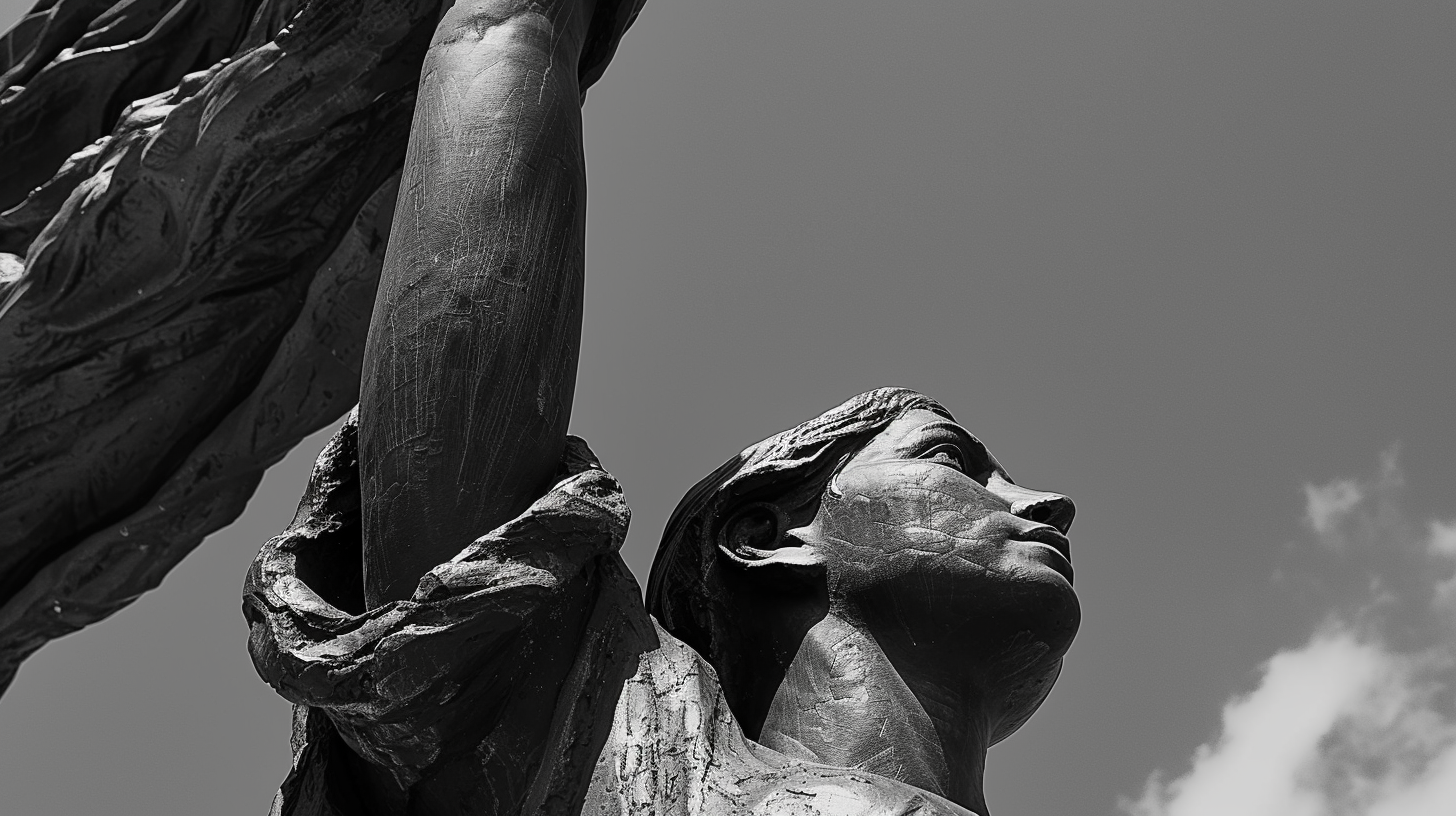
[{"xmin": 357, "ymin": 0, "xmax": 597, "ymax": 607}]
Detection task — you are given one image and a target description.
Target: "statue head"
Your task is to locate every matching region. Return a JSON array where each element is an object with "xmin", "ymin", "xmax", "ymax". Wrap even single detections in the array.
[{"xmin": 646, "ymin": 387, "xmax": 1080, "ymax": 746}]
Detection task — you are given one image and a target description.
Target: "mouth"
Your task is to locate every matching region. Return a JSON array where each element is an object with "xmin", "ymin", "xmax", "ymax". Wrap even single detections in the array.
[{"xmin": 1010, "ymin": 525, "xmax": 1073, "ymax": 572}]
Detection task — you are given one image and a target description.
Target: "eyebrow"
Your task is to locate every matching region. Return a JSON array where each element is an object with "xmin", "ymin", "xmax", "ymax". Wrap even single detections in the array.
[
  {"xmin": 903, "ymin": 421, "xmax": 1002, "ymax": 474},
  {"xmin": 908, "ymin": 421, "xmax": 984, "ymax": 449}
]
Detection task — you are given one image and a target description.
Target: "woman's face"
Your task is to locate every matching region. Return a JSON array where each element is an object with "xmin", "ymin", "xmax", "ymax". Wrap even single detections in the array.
[{"xmin": 795, "ymin": 409, "xmax": 1081, "ymax": 696}]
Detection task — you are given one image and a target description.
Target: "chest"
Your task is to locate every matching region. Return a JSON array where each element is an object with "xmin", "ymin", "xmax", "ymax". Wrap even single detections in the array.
[{"xmin": 580, "ymin": 637, "xmax": 976, "ymax": 816}]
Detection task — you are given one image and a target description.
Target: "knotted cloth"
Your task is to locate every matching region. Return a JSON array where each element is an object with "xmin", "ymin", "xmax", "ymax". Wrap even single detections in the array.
[{"xmin": 246, "ymin": 411, "xmax": 647, "ymax": 814}]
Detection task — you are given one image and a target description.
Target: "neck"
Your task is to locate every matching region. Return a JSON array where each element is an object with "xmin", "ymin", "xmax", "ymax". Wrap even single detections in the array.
[{"xmin": 753, "ymin": 613, "xmax": 992, "ymax": 815}]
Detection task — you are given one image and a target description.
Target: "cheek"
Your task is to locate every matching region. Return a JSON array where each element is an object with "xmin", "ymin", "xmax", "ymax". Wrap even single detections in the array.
[
  {"xmin": 824, "ymin": 463, "xmax": 1006, "ymax": 555},
  {"xmin": 815, "ymin": 467, "xmax": 1010, "ymax": 595}
]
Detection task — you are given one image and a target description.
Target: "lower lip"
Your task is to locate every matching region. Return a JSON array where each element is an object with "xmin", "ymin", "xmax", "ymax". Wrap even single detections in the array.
[{"xmin": 1012, "ymin": 540, "xmax": 1074, "ymax": 579}]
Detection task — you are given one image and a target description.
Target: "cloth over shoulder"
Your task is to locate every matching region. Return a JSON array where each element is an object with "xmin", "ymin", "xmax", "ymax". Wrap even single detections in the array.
[{"xmin": 245, "ymin": 410, "xmax": 655, "ymax": 816}]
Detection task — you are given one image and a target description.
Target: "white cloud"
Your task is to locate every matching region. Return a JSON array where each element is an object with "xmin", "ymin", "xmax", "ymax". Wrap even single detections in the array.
[
  {"xmin": 1121, "ymin": 631, "xmax": 1386, "ymax": 816},
  {"xmin": 1123, "ymin": 630, "xmax": 1456, "ymax": 816},
  {"xmin": 1429, "ymin": 522, "xmax": 1456, "ymax": 618},
  {"xmin": 1123, "ymin": 455, "xmax": 1456, "ymax": 816},
  {"xmin": 1304, "ymin": 480, "xmax": 1364, "ymax": 538},
  {"xmin": 1365, "ymin": 742, "xmax": 1456, "ymax": 816},
  {"xmin": 1428, "ymin": 521, "xmax": 1456, "ymax": 560}
]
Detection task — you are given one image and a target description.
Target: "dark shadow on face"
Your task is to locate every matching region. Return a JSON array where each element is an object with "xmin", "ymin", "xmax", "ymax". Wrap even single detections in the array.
[
  {"xmin": 716, "ymin": 551, "xmax": 831, "ymax": 739},
  {"xmin": 808, "ymin": 410, "xmax": 1080, "ymax": 736},
  {"xmin": 721, "ymin": 409, "xmax": 1081, "ymax": 743}
]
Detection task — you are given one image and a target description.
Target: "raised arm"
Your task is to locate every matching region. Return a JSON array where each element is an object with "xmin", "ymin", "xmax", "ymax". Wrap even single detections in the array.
[{"xmin": 360, "ymin": 0, "xmax": 597, "ymax": 606}]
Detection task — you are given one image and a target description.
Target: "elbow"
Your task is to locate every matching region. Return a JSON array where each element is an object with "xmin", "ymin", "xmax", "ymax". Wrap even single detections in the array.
[{"xmin": 432, "ymin": 1, "xmax": 572, "ymax": 64}]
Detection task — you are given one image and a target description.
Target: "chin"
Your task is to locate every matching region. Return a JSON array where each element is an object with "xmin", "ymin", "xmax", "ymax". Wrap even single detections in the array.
[
  {"xmin": 1004, "ymin": 549, "xmax": 1081, "ymax": 633},
  {"xmin": 970, "ymin": 571, "xmax": 1081, "ymax": 680},
  {"xmin": 853, "ymin": 564, "xmax": 1080, "ymax": 676},
  {"xmin": 970, "ymin": 582, "xmax": 1079, "ymax": 743},
  {"xmin": 989, "ymin": 655, "xmax": 1066, "ymax": 744}
]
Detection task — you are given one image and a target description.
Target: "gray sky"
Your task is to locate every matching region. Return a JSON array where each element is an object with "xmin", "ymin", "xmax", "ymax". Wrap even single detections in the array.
[{"xmin": 0, "ymin": 2, "xmax": 1452, "ymax": 815}]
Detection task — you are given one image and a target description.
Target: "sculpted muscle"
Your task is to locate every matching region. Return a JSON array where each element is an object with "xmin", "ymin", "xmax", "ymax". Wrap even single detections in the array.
[{"xmin": 359, "ymin": 0, "xmax": 596, "ymax": 606}]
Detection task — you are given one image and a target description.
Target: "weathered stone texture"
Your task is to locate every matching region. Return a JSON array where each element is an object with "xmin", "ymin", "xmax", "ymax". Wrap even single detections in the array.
[
  {"xmin": 0, "ymin": 0, "xmax": 648, "ymax": 707},
  {"xmin": 0, "ymin": 0, "xmax": 440, "ymax": 694}
]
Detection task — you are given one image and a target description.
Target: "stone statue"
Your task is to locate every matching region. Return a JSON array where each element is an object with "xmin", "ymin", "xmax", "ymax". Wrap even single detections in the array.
[
  {"xmin": 247, "ymin": 389, "xmax": 1079, "ymax": 816},
  {"xmin": 241, "ymin": 2, "xmax": 1080, "ymax": 815},
  {"xmin": 0, "ymin": 0, "xmax": 446, "ymax": 692},
  {"xmin": 1, "ymin": 1, "xmax": 1080, "ymax": 814}
]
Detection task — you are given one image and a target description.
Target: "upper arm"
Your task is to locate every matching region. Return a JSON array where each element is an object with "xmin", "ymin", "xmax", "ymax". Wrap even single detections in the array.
[{"xmin": 357, "ymin": 0, "xmax": 597, "ymax": 606}]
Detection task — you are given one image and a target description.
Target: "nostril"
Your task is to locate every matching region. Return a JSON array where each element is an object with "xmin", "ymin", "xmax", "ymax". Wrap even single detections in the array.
[{"xmin": 1016, "ymin": 496, "xmax": 1075, "ymax": 535}]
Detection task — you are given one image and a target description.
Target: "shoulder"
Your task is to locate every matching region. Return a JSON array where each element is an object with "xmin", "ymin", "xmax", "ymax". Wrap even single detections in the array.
[
  {"xmin": 246, "ymin": 420, "xmax": 632, "ymax": 786},
  {"xmin": 738, "ymin": 768, "xmax": 978, "ymax": 816},
  {"xmin": 589, "ymin": 622, "xmax": 979, "ymax": 816}
]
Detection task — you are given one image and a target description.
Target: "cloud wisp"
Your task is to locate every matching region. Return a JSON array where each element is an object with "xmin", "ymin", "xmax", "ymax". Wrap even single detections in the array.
[{"xmin": 1121, "ymin": 452, "xmax": 1456, "ymax": 816}]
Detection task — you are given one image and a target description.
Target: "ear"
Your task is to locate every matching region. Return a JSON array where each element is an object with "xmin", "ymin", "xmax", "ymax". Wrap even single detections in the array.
[{"xmin": 716, "ymin": 501, "xmax": 824, "ymax": 572}]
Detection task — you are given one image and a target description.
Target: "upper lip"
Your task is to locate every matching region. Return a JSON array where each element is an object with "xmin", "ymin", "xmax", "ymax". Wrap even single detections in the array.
[{"xmin": 1012, "ymin": 524, "xmax": 1072, "ymax": 564}]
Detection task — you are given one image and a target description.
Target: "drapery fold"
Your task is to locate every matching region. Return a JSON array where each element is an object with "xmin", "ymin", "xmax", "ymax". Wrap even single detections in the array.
[
  {"xmin": 246, "ymin": 414, "xmax": 656, "ymax": 815},
  {"xmin": 0, "ymin": 0, "xmax": 645, "ymax": 697}
]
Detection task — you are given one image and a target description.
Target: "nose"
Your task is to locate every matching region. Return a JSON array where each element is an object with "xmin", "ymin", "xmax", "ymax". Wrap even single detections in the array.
[{"xmin": 987, "ymin": 473, "xmax": 1075, "ymax": 534}]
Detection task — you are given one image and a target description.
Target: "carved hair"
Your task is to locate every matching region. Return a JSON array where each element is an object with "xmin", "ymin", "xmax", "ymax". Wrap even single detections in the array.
[{"xmin": 646, "ymin": 387, "xmax": 949, "ymax": 673}]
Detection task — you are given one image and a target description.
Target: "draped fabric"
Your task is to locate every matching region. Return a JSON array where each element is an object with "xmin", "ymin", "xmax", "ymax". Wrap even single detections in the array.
[
  {"xmin": 0, "ymin": 0, "xmax": 644, "ymax": 697},
  {"xmin": 246, "ymin": 414, "xmax": 657, "ymax": 815}
]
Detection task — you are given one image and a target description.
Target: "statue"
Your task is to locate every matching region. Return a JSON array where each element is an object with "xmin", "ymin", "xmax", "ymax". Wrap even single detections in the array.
[
  {"xmin": 242, "ymin": 2, "xmax": 1080, "ymax": 815},
  {"xmin": 1, "ymin": 1, "xmax": 1080, "ymax": 814},
  {"xmin": 247, "ymin": 389, "xmax": 1079, "ymax": 816}
]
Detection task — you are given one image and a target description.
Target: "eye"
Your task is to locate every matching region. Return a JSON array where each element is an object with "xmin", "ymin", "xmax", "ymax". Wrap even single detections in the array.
[
  {"xmin": 723, "ymin": 503, "xmax": 780, "ymax": 552},
  {"xmin": 919, "ymin": 443, "xmax": 967, "ymax": 472}
]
